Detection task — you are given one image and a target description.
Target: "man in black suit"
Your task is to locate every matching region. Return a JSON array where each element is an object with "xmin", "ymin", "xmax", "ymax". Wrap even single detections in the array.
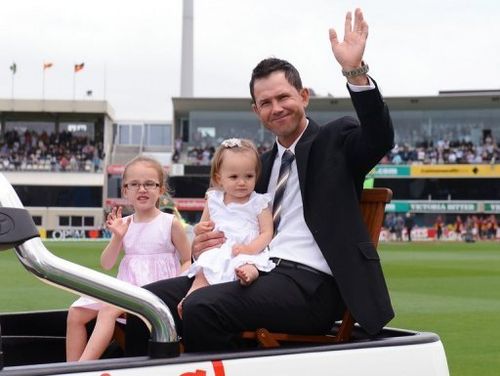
[{"xmin": 126, "ymin": 8, "xmax": 394, "ymax": 354}]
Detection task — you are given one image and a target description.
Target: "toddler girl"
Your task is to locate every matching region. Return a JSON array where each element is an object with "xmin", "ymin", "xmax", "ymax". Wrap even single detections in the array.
[{"xmin": 179, "ymin": 138, "xmax": 274, "ymax": 317}]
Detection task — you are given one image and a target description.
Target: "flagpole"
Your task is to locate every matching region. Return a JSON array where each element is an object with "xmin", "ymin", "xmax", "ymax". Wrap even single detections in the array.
[
  {"xmin": 72, "ymin": 63, "xmax": 84, "ymax": 101},
  {"xmin": 73, "ymin": 69, "xmax": 76, "ymax": 101},
  {"xmin": 42, "ymin": 69, "xmax": 46, "ymax": 100},
  {"xmin": 11, "ymin": 72, "xmax": 15, "ymax": 100},
  {"xmin": 9, "ymin": 62, "xmax": 16, "ymax": 107},
  {"xmin": 103, "ymin": 63, "xmax": 107, "ymax": 101}
]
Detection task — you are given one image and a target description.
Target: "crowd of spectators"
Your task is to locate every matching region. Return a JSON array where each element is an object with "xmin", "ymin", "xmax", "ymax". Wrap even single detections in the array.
[
  {"xmin": 173, "ymin": 132, "xmax": 273, "ymax": 166},
  {"xmin": 2, "ymin": 127, "xmax": 499, "ymax": 170},
  {"xmin": 384, "ymin": 213, "xmax": 498, "ymax": 241},
  {"xmin": 180, "ymin": 143, "xmax": 273, "ymax": 166},
  {"xmin": 453, "ymin": 214, "xmax": 498, "ymax": 241},
  {"xmin": 382, "ymin": 136, "xmax": 499, "ymax": 165},
  {"xmin": 0, "ymin": 129, "xmax": 104, "ymax": 173},
  {"xmin": 175, "ymin": 130, "xmax": 499, "ymax": 166}
]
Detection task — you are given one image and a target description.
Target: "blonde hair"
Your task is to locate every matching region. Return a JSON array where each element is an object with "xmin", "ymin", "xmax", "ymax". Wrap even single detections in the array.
[
  {"xmin": 210, "ymin": 138, "xmax": 261, "ymax": 187},
  {"xmin": 122, "ymin": 156, "xmax": 167, "ymax": 207}
]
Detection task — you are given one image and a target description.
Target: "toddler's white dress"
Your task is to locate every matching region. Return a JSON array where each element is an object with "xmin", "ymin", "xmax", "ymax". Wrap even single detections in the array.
[{"xmin": 187, "ymin": 190, "xmax": 275, "ymax": 284}]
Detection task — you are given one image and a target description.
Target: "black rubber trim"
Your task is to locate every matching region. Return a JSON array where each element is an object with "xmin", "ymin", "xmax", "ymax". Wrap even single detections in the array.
[{"xmin": 0, "ymin": 208, "xmax": 39, "ymax": 251}]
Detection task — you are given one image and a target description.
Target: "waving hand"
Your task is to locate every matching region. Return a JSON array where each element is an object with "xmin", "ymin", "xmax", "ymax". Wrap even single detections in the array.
[
  {"xmin": 106, "ymin": 206, "xmax": 131, "ymax": 240},
  {"xmin": 329, "ymin": 8, "xmax": 368, "ymax": 76}
]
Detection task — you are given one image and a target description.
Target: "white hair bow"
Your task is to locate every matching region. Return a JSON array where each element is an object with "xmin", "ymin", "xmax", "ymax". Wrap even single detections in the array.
[{"xmin": 221, "ymin": 138, "xmax": 242, "ymax": 148}]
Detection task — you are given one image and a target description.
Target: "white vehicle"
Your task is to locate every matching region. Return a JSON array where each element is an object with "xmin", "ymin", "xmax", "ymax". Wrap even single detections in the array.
[{"xmin": 0, "ymin": 173, "xmax": 449, "ymax": 375}]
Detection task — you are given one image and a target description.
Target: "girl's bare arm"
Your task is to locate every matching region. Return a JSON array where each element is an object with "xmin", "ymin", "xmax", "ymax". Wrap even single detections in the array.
[{"xmin": 171, "ymin": 217, "xmax": 192, "ymax": 273}]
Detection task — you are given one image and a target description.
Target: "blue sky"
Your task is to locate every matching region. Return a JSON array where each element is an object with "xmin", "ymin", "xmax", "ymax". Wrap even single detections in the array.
[{"xmin": 1, "ymin": 0, "xmax": 498, "ymax": 120}]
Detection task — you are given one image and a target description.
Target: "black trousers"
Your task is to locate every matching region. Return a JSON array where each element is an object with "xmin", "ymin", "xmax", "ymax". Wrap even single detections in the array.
[{"xmin": 125, "ymin": 267, "xmax": 344, "ymax": 354}]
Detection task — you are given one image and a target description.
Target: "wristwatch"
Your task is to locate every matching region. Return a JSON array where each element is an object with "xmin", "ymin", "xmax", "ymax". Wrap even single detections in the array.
[{"xmin": 342, "ymin": 61, "xmax": 369, "ymax": 78}]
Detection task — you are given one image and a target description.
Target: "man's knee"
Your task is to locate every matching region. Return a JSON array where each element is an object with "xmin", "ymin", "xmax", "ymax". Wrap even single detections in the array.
[
  {"xmin": 182, "ymin": 292, "xmax": 206, "ymax": 315},
  {"xmin": 182, "ymin": 288, "xmax": 218, "ymax": 323},
  {"xmin": 144, "ymin": 276, "xmax": 191, "ymax": 299}
]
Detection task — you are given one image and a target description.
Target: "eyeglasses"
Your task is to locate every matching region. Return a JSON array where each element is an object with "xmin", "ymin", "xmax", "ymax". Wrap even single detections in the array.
[{"xmin": 123, "ymin": 181, "xmax": 160, "ymax": 191}]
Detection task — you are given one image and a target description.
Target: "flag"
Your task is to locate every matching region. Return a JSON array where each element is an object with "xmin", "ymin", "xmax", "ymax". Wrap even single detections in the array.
[
  {"xmin": 74, "ymin": 63, "xmax": 84, "ymax": 73},
  {"xmin": 43, "ymin": 62, "xmax": 53, "ymax": 70},
  {"xmin": 9, "ymin": 63, "xmax": 17, "ymax": 74}
]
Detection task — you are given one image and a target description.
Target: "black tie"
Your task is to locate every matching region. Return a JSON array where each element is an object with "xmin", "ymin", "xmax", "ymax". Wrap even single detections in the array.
[{"xmin": 272, "ymin": 150, "xmax": 295, "ymax": 233}]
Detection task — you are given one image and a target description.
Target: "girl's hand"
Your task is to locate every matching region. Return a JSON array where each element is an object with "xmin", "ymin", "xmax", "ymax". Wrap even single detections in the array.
[
  {"xmin": 106, "ymin": 206, "xmax": 131, "ymax": 239},
  {"xmin": 232, "ymin": 244, "xmax": 248, "ymax": 256}
]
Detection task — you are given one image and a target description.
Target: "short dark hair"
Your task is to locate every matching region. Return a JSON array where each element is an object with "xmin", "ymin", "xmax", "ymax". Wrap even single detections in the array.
[{"xmin": 249, "ymin": 58, "xmax": 303, "ymax": 103}]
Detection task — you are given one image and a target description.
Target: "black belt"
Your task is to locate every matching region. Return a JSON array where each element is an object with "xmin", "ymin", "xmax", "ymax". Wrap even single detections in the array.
[{"xmin": 270, "ymin": 257, "xmax": 327, "ymax": 277}]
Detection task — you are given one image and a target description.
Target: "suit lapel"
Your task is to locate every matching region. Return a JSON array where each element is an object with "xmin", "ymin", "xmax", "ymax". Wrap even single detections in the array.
[
  {"xmin": 295, "ymin": 119, "xmax": 319, "ymax": 197},
  {"xmin": 256, "ymin": 144, "xmax": 277, "ymax": 194}
]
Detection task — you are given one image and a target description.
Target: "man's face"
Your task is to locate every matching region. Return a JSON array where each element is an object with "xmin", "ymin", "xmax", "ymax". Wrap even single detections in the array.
[{"xmin": 252, "ymin": 71, "xmax": 309, "ymax": 148}]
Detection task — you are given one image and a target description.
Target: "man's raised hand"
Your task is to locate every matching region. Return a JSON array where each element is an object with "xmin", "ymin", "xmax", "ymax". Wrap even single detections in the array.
[{"xmin": 329, "ymin": 8, "xmax": 368, "ymax": 73}]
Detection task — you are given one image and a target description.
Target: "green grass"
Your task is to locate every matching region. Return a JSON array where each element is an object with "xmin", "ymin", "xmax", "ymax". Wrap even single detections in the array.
[
  {"xmin": 379, "ymin": 241, "xmax": 500, "ymax": 376},
  {"xmin": 1, "ymin": 240, "xmax": 500, "ymax": 374},
  {"xmin": 0, "ymin": 240, "xmax": 112, "ymax": 312}
]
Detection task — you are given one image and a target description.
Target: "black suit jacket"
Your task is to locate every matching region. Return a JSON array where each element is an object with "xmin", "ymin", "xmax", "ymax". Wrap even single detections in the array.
[{"xmin": 255, "ymin": 82, "xmax": 395, "ymax": 335}]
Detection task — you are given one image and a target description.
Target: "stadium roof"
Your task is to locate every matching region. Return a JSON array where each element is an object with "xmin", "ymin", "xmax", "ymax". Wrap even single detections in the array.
[
  {"xmin": 173, "ymin": 91, "xmax": 500, "ymax": 114},
  {"xmin": 0, "ymin": 99, "xmax": 115, "ymax": 119}
]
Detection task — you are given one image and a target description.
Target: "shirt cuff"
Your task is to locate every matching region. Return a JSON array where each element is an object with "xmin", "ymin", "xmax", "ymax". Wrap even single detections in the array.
[{"xmin": 347, "ymin": 76, "xmax": 376, "ymax": 92}]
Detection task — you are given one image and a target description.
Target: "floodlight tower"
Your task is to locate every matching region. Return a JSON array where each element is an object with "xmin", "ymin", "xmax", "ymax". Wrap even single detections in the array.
[{"xmin": 180, "ymin": 0, "xmax": 194, "ymax": 97}]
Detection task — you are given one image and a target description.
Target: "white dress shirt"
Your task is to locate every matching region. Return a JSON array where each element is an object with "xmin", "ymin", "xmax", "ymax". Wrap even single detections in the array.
[
  {"xmin": 267, "ymin": 121, "xmax": 333, "ymax": 275},
  {"xmin": 267, "ymin": 79, "xmax": 375, "ymax": 275}
]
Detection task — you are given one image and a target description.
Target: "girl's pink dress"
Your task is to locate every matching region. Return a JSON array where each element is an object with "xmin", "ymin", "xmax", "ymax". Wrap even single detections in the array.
[{"xmin": 71, "ymin": 212, "xmax": 179, "ymax": 310}]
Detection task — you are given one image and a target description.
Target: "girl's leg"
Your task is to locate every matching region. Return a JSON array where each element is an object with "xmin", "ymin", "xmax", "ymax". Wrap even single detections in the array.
[
  {"xmin": 66, "ymin": 307, "xmax": 98, "ymax": 362},
  {"xmin": 178, "ymin": 271, "xmax": 209, "ymax": 318},
  {"xmin": 235, "ymin": 264, "xmax": 259, "ymax": 286},
  {"xmin": 79, "ymin": 305, "xmax": 124, "ymax": 361}
]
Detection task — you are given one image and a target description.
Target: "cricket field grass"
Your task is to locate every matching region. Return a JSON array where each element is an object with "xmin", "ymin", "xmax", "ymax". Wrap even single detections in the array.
[{"xmin": 1, "ymin": 239, "xmax": 499, "ymax": 375}]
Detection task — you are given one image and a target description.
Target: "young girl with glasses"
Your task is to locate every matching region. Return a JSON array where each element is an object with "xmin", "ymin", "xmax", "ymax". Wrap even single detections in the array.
[
  {"xmin": 66, "ymin": 156, "xmax": 191, "ymax": 361},
  {"xmin": 178, "ymin": 138, "xmax": 274, "ymax": 318}
]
